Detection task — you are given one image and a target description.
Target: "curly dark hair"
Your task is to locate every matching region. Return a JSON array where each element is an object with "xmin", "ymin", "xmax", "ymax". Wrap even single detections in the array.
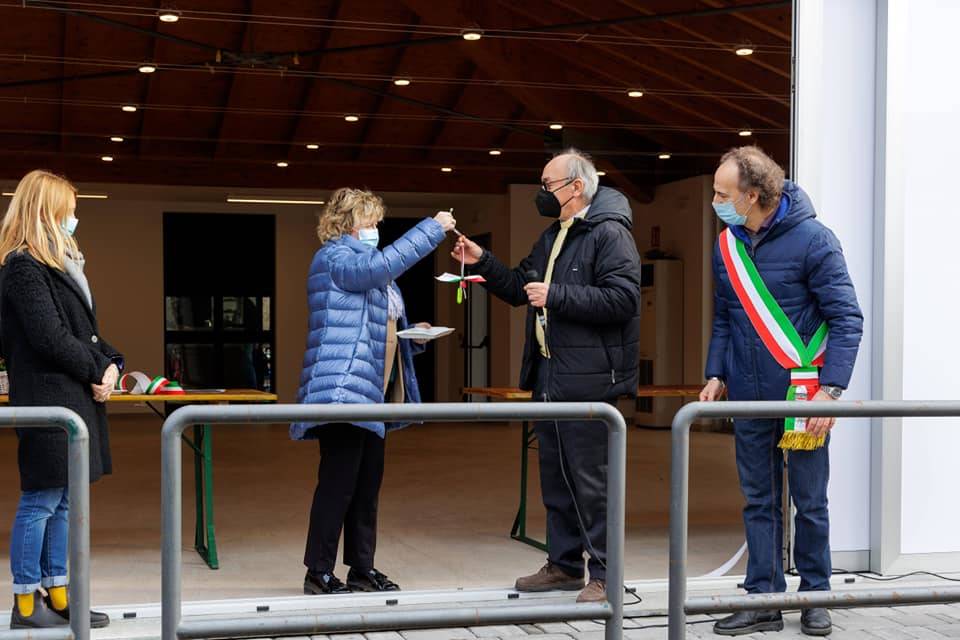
[{"xmin": 719, "ymin": 146, "xmax": 785, "ymax": 210}]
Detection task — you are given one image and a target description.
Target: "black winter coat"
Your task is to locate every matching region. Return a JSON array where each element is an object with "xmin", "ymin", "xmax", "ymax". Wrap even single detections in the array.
[
  {"xmin": 474, "ymin": 186, "xmax": 642, "ymax": 402},
  {"xmin": 0, "ymin": 252, "xmax": 123, "ymax": 491}
]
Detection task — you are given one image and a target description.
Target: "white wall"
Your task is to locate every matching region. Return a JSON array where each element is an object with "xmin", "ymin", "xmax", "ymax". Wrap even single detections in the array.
[
  {"xmin": 795, "ymin": 0, "xmax": 876, "ymax": 558},
  {"xmin": 895, "ymin": 0, "xmax": 960, "ymax": 554}
]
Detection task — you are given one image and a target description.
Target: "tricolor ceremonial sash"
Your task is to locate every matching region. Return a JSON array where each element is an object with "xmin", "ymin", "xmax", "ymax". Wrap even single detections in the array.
[
  {"xmin": 117, "ymin": 371, "xmax": 185, "ymax": 395},
  {"xmin": 719, "ymin": 229, "xmax": 829, "ymax": 450}
]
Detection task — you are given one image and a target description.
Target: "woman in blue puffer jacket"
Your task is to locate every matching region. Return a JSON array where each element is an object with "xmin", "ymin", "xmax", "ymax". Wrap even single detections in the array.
[{"xmin": 293, "ymin": 187, "xmax": 455, "ymax": 595}]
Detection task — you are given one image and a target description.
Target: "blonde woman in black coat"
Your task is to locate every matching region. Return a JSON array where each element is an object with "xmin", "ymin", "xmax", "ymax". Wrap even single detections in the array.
[{"xmin": 0, "ymin": 170, "xmax": 122, "ymax": 630}]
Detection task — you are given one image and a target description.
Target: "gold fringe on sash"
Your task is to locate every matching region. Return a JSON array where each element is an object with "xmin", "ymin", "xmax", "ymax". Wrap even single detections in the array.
[{"xmin": 778, "ymin": 430, "xmax": 826, "ymax": 451}]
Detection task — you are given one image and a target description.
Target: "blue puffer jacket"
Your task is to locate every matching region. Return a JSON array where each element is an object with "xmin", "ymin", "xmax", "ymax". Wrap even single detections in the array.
[
  {"xmin": 291, "ymin": 217, "xmax": 446, "ymax": 439},
  {"xmin": 705, "ymin": 180, "xmax": 864, "ymax": 401}
]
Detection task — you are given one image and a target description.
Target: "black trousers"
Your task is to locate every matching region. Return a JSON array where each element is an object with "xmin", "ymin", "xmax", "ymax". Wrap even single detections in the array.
[
  {"xmin": 533, "ymin": 356, "xmax": 608, "ymax": 581},
  {"xmin": 303, "ymin": 423, "xmax": 386, "ymax": 574}
]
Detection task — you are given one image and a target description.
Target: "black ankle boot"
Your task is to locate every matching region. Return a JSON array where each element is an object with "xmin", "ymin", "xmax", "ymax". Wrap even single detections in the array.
[
  {"xmin": 801, "ymin": 608, "xmax": 832, "ymax": 636},
  {"xmin": 304, "ymin": 571, "xmax": 351, "ymax": 595},
  {"xmin": 43, "ymin": 592, "xmax": 111, "ymax": 629},
  {"xmin": 347, "ymin": 567, "xmax": 400, "ymax": 592},
  {"xmin": 713, "ymin": 610, "xmax": 783, "ymax": 636},
  {"xmin": 10, "ymin": 591, "xmax": 69, "ymax": 629}
]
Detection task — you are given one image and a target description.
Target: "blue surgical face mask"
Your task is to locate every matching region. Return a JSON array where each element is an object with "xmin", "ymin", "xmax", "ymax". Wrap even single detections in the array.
[
  {"xmin": 61, "ymin": 216, "xmax": 79, "ymax": 237},
  {"xmin": 712, "ymin": 194, "xmax": 753, "ymax": 227},
  {"xmin": 357, "ymin": 227, "xmax": 379, "ymax": 247}
]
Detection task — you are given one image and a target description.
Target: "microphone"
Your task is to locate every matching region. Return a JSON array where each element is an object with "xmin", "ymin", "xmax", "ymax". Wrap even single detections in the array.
[{"xmin": 524, "ymin": 269, "xmax": 546, "ymax": 328}]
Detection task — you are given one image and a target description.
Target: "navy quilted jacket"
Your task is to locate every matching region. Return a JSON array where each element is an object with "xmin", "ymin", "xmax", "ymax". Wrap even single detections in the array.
[
  {"xmin": 704, "ymin": 180, "xmax": 863, "ymax": 401},
  {"xmin": 291, "ymin": 217, "xmax": 446, "ymax": 439}
]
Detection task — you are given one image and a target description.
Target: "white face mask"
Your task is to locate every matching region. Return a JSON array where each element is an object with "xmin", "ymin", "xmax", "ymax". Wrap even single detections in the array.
[
  {"xmin": 61, "ymin": 216, "xmax": 79, "ymax": 237},
  {"xmin": 357, "ymin": 228, "xmax": 379, "ymax": 247}
]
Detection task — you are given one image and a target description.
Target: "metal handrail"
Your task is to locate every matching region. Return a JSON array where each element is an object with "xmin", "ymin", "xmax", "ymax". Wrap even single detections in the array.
[
  {"xmin": 0, "ymin": 407, "xmax": 89, "ymax": 640},
  {"xmin": 161, "ymin": 402, "xmax": 627, "ymax": 640},
  {"xmin": 669, "ymin": 401, "xmax": 960, "ymax": 640}
]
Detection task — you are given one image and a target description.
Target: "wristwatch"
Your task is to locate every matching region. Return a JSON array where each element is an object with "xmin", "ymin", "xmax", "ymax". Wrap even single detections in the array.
[
  {"xmin": 708, "ymin": 376, "xmax": 725, "ymax": 388},
  {"xmin": 820, "ymin": 385, "xmax": 843, "ymax": 399}
]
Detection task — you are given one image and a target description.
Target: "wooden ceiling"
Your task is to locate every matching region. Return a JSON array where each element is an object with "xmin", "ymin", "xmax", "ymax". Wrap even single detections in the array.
[{"xmin": 0, "ymin": 0, "xmax": 791, "ymax": 200}]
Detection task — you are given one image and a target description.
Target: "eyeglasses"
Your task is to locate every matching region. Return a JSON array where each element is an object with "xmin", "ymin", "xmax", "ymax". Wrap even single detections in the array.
[{"xmin": 541, "ymin": 176, "xmax": 576, "ymax": 191}]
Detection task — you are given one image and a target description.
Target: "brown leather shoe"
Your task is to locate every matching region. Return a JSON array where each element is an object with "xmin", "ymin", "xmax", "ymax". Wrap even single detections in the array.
[
  {"xmin": 515, "ymin": 562, "xmax": 584, "ymax": 592},
  {"xmin": 576, "ymin": 579, "xmax": 607, "ymax": 603}
]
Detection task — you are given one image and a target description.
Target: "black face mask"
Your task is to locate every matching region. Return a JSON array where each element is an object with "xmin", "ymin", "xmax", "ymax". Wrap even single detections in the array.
[{"xmin": 535, "ymin": 179, "xmax": 576, "ymax": 218}]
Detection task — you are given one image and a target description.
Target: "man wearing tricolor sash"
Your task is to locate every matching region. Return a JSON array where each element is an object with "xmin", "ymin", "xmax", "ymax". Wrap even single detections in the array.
[{"xmin": 700, "ymin": 147, "xmax": 863, "ymax": 637}]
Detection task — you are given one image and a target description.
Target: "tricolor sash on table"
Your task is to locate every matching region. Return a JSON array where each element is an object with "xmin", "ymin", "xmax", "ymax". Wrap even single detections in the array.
[{"xmin": 719, "ymin": 229, "xmax": 829, "ymax": 450}]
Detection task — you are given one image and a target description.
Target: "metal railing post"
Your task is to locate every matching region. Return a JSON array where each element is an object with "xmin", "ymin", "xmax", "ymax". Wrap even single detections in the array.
[
  {"xmin": 0, "ymin": 407, "xmax": 89, "ymax": 640},
  {"xmin": 161, "ymin": 402, "xmax": 626, "ymax": 640},
  {"xmin": 668, "ymin": 400, "xmax": 960, "ymax": 640}
]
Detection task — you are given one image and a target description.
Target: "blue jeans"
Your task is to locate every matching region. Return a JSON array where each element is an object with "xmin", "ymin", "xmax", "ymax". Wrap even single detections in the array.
[
  {"xmin": 10, "ymin": 487, "xmax": 69, "ymax": 594},
  {"xmin": 734, "ymin": 419, "xmax": 831, "ymax": 594}
]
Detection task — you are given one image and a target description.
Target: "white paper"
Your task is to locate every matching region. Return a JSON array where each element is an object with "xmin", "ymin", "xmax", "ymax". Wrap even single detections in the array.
[
  {"xmin": 435, "ymin": 272, "xmax": 485, "ymax": 283},
  {"xmin": 396, "ymin": 326, "xmax": 455, "ymax": 341}
]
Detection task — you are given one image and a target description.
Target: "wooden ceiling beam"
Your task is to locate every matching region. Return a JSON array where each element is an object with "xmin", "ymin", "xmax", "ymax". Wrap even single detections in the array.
[
  {"xmin": 211, "ymin": 0, "xmax": 253, "ymax": 159},
  {"xmin": 700, "ymin": 0, "xmax": 791, "ymax": 44},
  {"xmin": 499, "ymin": 0, "xmax": 785, "ymax": 129},
  {"xmin": 612, "ymin": 0, "xmax": 790, "ymax": 83}
]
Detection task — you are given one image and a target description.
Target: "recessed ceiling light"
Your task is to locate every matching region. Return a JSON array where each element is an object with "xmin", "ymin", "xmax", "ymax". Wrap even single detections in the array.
[
  {"xmin": 344, "ymin": 114, "xmax": 359, "ymax": 122},
  {"xmin": 735, "ymin": 47, "xmax": 754, "ymax": 56},
  {"xmin": 138, "ymin": 63, "xmax": 157, "ymax": 74},
  {"xmin": 441, "ymin": 167, "xmax": 453, "ymax": 173},
  {"xmin": 549, "ymin": 123, "xmax": 563, "ymax": 130},
  {"xmin": 121, "ymin": 105, "xmax": 138, "ymax": 113},
  {"xmin": 158, "ymin": 10, "xmax": 181, "ymax": 23},
  {"xmin": 627, "ymin": 90, "xmax": 644, "ymax": 98},
  {"xmin": 461, "ymin": 29, "xmax": 483, "ymax": 41},
  {"xmin": 306, "ymin": 143, "xmax": 320, "ymax": 150},
  {"xmin": 393, "ymin": 78, "xmax": 412, "ymax": 86},
  {"xmin": 739, "ymin": 130, "xmax": 753, "ymax": 137},
  {"xmin": 489, "ymin": 149, "xmax": 502, "ymax": 156},
  {"xmin": 658, "ymin": 153, "xmax": 671, "ymax": 160},
  {"xmin": 101, "ymin": 155, "xmax": 114, "ymax": 162},
  {"xmin": 227, "ymin": 197, "xmax": 325, "ymax": 205},
  {"xmin": 110, "ymin": 136, "xmax": 124, "ymax": 143},
  {"xmin": 276, "ymin": 161, "xmax": 289, "ymax": 168},
  {"xmin": 597, "ymin": 171, "xmax": 607, "ymax": 176}
]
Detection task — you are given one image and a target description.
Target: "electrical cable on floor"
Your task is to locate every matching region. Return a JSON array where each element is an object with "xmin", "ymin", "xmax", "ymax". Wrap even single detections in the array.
[{"xmin": 828, "ymin": 569, "xmax": 960, "ymax": 583}]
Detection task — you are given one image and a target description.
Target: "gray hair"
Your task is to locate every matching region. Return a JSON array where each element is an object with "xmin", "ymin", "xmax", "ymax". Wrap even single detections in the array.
[{"xmin": 554, "ymin": 147, "xmax": 599, "ymax": 202}]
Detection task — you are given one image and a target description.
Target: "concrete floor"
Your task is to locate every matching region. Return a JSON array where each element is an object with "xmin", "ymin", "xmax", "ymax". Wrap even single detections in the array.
[{"xmin": 0, "ymin": 414, "xmax": 746, "ymax": 607}]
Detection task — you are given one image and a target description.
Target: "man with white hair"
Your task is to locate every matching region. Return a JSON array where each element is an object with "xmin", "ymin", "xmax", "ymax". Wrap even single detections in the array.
[{"xmin": 454, "ymin": 149, "xmax": 641, "ymax": 603}]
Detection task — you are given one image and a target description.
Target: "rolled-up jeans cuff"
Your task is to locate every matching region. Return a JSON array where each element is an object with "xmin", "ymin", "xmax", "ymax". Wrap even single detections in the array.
[
  {"xmin": 13, "ymin": 581, "xmax": 41, "ymax": 595},
  {"xmin": 41, "ymin": 576, "xmax": 68, "ymax": 588}
]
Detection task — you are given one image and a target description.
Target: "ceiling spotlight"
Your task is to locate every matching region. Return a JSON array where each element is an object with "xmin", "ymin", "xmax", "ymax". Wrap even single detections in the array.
[
  {"xmin": 441, "ymin": 167, "xmax": 453, "ymax": 173},
  {"xmin": 658, "ymin": 153, "xmax": 671, "ymax": 160},
  {"xmin": 461, "ymin": 29, "xmax": 483, "ymax": 41},
  {"xmin": 393, "ymin": 78, "xmax": 412, "ymax": 86},
  {"xmin": 101, "ymin": 155, "xmax": 114, "ymax": 162},
  {"xmin": 627, "ymin": 90, "xmax": 644, "ymax": 98},
  {"xmin": 138, "ymin": 63, "xmax": 157, "ymax": 74},
  {"xmin": 739, "ymin": 129, "xmax": 753, "ymax": 137},
  {"xmin": 597, "ymin": 171, "xmax": 607, "ymax": 176},
  {"xmin": 121, "ymin": 104, "xmax": 138, "ymax": 113},
  {"xmin": 735, "ymin": 46, "xmax": 754, "ymax": 56},
  {"xmin": 110, "ymin": 136, "xmax": 124, "ymax": 143},
  {"xmin": 489, "ymin": 149, "xmax": 502, "ymax": 156},
  {"xmin": 306, "ymin": 143, "xmax": 320, "ymax": 150},
  {"xmin": 158, "ymin": 9, "xmax": 181, "ymax": 23},
  {"xmin": 276, "ymin": 161, "xmax": 289, "ymax": 168},
  {"xmin": 549, "ymin": 123, "xmax": 563, "ymax": 130},
  {"xmin": 344, "ymin": 114, "xmax": 359, "ymax": 122}
]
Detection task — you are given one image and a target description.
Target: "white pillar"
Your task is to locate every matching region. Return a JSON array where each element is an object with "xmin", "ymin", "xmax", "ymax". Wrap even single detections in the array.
[{"xmin": 795, "ymin": 0, "xmax": 878, "ymax": 569}]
